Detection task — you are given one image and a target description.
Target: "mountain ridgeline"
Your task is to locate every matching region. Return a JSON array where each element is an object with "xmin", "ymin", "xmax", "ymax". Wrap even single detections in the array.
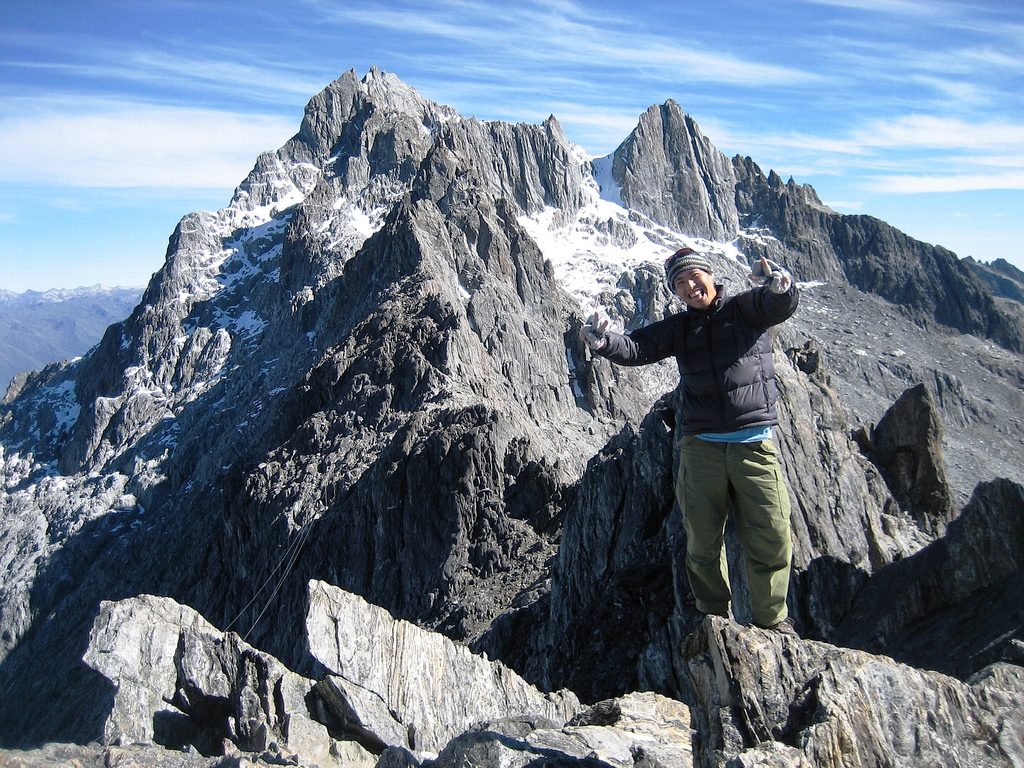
[{"xmin": 1, "ymin": 68, "xmax": 1022, "ymax": 766}]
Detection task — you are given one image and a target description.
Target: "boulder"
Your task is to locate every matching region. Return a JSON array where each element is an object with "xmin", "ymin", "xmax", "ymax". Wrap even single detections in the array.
[
  {"xmin": 305, "ymin": 579, "xmax": 581, "ymax": 756},
  {"xmin": 82, "ymin": 583, "xmax": 584, "ymax": 765},
  {"xmin": 870, "ymin": 382, "xmax": 955, "ymax": 535},
  {"xmin": 431, "ymin": 692, "xmax": 694, "ymax": 768},
  {"xmin": 82, "ymin": 594, "xmax": 368, "ymax": 767},
  {"xmin": 685, "ymin": 616, "xmax": 1024, "ymax": 768}
]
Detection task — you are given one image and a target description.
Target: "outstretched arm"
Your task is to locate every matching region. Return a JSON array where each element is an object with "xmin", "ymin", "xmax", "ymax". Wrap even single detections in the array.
[
  {"xmin": 746, "ymin": 257, "xmax": 799, "ymax": 326},
  {"xmin": 581, "ymin": 310, "xmax": 677, "ymax": 367}
]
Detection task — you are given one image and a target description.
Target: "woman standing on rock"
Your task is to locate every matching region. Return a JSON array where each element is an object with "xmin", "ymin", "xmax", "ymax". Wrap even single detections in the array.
[{"xmin": 580, "ymin": 247, "xmax": 800, "ymax": 635}]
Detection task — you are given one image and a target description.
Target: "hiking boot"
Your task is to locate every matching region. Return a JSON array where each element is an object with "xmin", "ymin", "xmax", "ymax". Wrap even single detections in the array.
[
  {"xmin": 682, "ymin": 610, "xmax": 730, "ymax": 637},
  {"xmin": 756, "ymin": 617, "xmax": 799, "ymax": 638}
]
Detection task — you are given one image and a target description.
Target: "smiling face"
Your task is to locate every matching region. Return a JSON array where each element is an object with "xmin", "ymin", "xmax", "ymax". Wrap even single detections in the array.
[{"xmin": 673, "ymin": 267, "xmax": 717, "ymax": 310}]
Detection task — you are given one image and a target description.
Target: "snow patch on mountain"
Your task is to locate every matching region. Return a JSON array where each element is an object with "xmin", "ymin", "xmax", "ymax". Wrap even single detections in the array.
[
  {"xmin": 520, "ymin": 165, "xmax": 758, "ymax": 317},
  {"xmin": 45, "ymin": 380, "xmax": 80, "ymax": 441},
  {"xmin": 591, "ymin": 154, "xmax": 622, "ymax": 207}
]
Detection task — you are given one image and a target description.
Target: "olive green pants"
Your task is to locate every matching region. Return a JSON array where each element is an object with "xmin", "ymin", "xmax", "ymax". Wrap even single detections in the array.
[{"xmin": 675, "ymin": 435, "xmax": 793, "ymax": 627}]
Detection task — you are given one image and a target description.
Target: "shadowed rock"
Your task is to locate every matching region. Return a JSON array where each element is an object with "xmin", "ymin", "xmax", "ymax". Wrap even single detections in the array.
[
  {"xmin": 832, "ymin": 478, "xmax": 1024, "ymax": 677},
  {"xmin": 870, "ymin": 382, "xmax": 955, "ymax": 535}
]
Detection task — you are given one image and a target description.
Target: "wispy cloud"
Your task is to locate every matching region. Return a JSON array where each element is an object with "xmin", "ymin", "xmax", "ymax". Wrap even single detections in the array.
[
  {"xmin": 0, "ymin": 103, "xmax": 296, "ymax": 188},
  {"xmin": 870, "ymin": 170, "xmax": 1024, "ymax": 193},
  {"xmin": 309, "ymin": 0, "xmax": 816, "ymax": 87},
  {"xmin": 697, "ymin": 110, "xmax": 1024, "ymax": 195},
  {"xmin": 5, "ymin": 54, "xmax": 326, "ymax": 109},
  {"xmin": 855, "ymin": 115, "xmax": 1024, "ymax": 151},
  {"xmin": 800, "ymin": 0, "xmax": 952, "ymax": 16}
]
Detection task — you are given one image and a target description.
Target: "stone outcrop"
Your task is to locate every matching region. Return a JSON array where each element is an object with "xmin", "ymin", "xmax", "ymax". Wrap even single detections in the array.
[
  {"xmin": 685, "ymin": 616, "xmax": 1024, "ymax": 768},
  {"xmin": 306, "ymin": 580, "xmax": 580, "ymax": 756},
  {"xmin": 868, "ymin": 382, "xmax": 955, "ymax": 535},
  {"xmin": 539, "ymin": 396, "xmax": 678, "ymax": 702},
  {"xmin": 57, "ymin": 582, "xmax": 694, "ymax": 768},
  {"xmin": 776, "ymin": 279, "xmax": 1024, "ymax": 510},
  {"xmin": 0, "ymin": 742, "xmax": 252, "ymax": 767},
  {"xmin": 83, "ymin": 593, "xmax": 366, "ymax": 767},
  {"xmin": 731, "ymin": 159, "xmax": 846, "ymax": 285},
  {"xmin": 0, "ymin": 68, "xmax": 623, "ymax": 746},
  {"xmin": 612, "ymin": 100, "xmax": 739, "ymax": 241}
]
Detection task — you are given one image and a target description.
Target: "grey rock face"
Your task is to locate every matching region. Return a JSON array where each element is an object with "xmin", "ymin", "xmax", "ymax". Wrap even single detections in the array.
[
  {"xmin": 732, "ymin": 156, "xmax": 1024, "ymax": 354},
  {"xmin": 82, "ymin": 593, "xmax": 358, "ymax": 767},
  {"xmin": 73, "ymin": 582, "xmax": 584, "ymax": 767},
  {"xmin": 613, "ymin": 101, "xmax": 739, "ymax": 241},
  {"xmin": 832, "ymin": 478, "xmax": 1024, "ymax": 677},
  {"xmin": 778, "ymin": 280, "xmax": 1024, "ymax": 510},
  {"xmin": 732, "ymin": 158, "xmax": 846, "ymax": 285},
  {"xmin": 306, "ymin": 580, "xmax": 580, "ymax": 756},
  {"xmin": 685, "ymin": 616, "xmax": 1024, "ymax": 768},
  {"xmin": 0, "ymin": 742, "xmax": 247, "ymax": 768},
  {"xmin": 527, "ymin": 396, "xmax": 678, "ymax": 701},
  {"xmin": 869, "ymin": 383, "xmax": 955, "ymax": 535},
  {"xmin": 0, "ymin": 68, "xmax": 619, "ymax": 748},
  {"xmin": 433, "ymin": 692, "xmax": 694, "ymax": 768},
  {"xmin": 967, "ymin": 257, "xmax": 1024, "ymax": 304},
  {"xmin": 66, "ymin": 579, "xmax": 1024, "ymax": 768}
]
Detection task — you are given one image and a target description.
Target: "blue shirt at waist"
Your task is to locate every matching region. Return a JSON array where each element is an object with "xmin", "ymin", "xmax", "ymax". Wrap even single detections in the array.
[{"xmin": 697, "ymin": 426, "xmax": 774, "ymax": 443}]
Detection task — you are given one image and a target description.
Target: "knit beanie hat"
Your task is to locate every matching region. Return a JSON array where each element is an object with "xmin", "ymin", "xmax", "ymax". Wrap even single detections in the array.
[{"xmin": 664, "ymin": 247, "xmax": 713, "ymax": 290}]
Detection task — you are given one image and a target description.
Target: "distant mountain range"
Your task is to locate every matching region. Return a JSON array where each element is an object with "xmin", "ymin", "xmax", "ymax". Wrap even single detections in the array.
[{"xmin": 0, "ymin": 285, "xmax": 143, "ymax": 394}]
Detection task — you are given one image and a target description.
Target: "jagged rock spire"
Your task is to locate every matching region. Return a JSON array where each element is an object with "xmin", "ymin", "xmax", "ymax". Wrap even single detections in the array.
[{"xmin": 611, "ymin": 99, "xmax": 739, "ymax": 240}]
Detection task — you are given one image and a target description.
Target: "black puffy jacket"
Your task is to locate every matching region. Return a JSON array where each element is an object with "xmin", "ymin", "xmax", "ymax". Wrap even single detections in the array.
[{"xmin": 598, "ymin": 283, "xmax": 799, "ymax": 435}]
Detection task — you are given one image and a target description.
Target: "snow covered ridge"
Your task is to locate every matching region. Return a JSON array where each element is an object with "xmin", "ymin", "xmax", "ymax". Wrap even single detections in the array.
[
  {"xmin": 0, "ymin": 98, "xmax": 778, "ymax": 474},
  {"xmin": 118, "ymin": 64, "xmax": 764, "ymax": 345},
  {"xmin": 519, "ymin": 161, "xmax": 786, "ymax": 317}
]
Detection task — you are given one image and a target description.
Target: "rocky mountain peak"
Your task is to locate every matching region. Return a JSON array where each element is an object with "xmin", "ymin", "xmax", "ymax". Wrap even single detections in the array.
[
  {"xmin": 1, "ymin": 68, "xmax": 1023, "ymax": 765},
  {"xmin": 611, "ymin": 99, "xmax": 739, "ymax": 241}
]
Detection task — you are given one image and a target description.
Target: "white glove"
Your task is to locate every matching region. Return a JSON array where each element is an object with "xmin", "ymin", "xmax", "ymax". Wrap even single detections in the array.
[
  {"xmin": 580, "ymin": 310, "xmax": 610, "ymax": 351},
  {"xmin": 750, "ymin": 257, "xmax": 793, "ymax": 294}
]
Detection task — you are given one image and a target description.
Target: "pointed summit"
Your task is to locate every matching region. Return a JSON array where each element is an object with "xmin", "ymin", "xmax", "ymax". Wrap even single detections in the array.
[{"xmin": 610, "ymin": 99, "xmax": 739, "ymax": 240}]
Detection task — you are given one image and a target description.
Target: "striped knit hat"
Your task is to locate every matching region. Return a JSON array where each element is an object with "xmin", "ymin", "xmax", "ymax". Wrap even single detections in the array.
[{"xmin": 664, "ymin": 247, "xmax": 713, "ymax": 290}]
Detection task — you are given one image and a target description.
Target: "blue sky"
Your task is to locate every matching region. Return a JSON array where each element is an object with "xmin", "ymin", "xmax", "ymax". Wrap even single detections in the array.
[{"xmin": 1, "ymin": 0, "xmax": 1022, "ymax": 292}]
